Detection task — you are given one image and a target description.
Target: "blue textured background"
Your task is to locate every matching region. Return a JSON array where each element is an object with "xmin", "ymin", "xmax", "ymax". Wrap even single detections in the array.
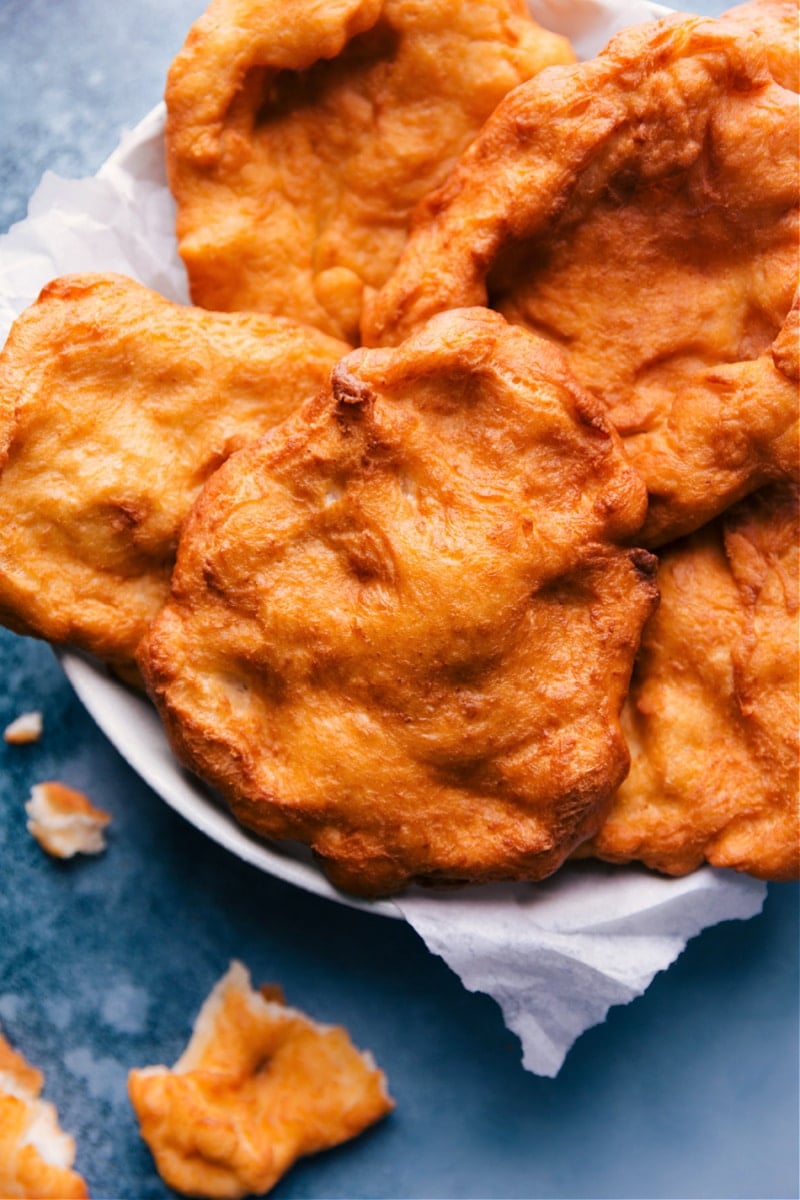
[{"xmin": 1, "ymin": 2, "xmax": 798, "ymax": 1197}]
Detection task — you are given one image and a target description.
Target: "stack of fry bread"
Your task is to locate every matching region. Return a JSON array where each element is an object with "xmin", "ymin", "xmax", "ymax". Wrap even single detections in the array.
[{"xmin": 0, "ymin": 0, "xmax": 797, "ymax": 901}]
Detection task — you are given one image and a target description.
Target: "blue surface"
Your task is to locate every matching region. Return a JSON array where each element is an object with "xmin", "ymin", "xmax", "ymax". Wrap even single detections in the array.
[{"xmin": 0, "ymin": 3, "xmax": 798, "ymax": 1198}]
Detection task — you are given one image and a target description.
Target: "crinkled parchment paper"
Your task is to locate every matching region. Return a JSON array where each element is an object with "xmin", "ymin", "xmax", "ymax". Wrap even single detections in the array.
[{"xmin": 0, "ymin": 0, "xmax": 766, "ymax": 1078}]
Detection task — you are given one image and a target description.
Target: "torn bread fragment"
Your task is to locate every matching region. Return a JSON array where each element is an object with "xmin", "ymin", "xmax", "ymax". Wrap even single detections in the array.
[
  {"xmin": 0, "ymin": 1029, "xmax": 88, "ymax": 1199},
  {"xmin": 3, "ymin": 711, "xmax": 43, "ymax": 745},
  {"xmin": 25, "ymin": 781, "xmax": 110, "ymax": 858},
  {"xmin": 128, "ymin": 960, "xmax": 393, "ymax": 1198}
]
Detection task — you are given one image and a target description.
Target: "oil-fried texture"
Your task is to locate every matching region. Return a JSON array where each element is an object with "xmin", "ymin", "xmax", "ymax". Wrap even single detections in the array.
[
  {"xmin": 165, "ymin": 0, "xmax": 574, "ymax": 343},
  {"xmin": 139, "ymin": 308, "xmax": 657, "ymax": 896},
  {"xmin": 0, "ymin": 274, "xmax": 348, "ymax": 676},
  {"xmin": 722, "ymin": 0, "xmax": 799, "ymax": 90},
  {"xmin": 579, "ymin": 485, "xmax": 799, "ymax": 881},
  {"xmin": 363, "ymin": 8, "xmax": 799, "ymax": 545},
  {"xmin": 0, "ymin": 1030, "xmax": 88, "ymax": 1200},
  {"xmin": 128, "ymin": 961, "xmax": 393, "ymax": 1199}
]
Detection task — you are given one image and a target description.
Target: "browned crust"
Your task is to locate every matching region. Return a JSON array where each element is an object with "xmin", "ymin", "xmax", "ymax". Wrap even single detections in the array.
[
  {"xmin": 164, "ymin": 0, "xmax": 575, "ymax": 342},
  {"xmin": 139, "ymin": 308, "xmax": 657, "ymax": 896},
  {"xmin": 580, "ymin": 483, "xmax": 800, "ymax": 881},
  {"xmin": 363, "ymin": 10, "xmax": 799, "ymax": 546},
  {"xmin": 0, "ymin": 273, "xmax": 347, "ymax": 673}
]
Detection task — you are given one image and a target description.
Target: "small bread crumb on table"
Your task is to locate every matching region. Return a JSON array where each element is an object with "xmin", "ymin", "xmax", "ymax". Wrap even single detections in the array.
[
  {"xmin": 25, "ymin": 781, "xmax": 111, "ymax": 859},
  {"xmin": 4, "ymin": 710, "xmax": 43, "ymax": 744}
]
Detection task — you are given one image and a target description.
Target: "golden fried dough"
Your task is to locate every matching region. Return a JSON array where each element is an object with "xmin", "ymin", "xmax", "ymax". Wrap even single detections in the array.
[
  {"xmin": 363, "ymin": 10, "xmax": 800, "ymax": 546},
  {"xmin": 722, "ymin": 0, "xmax": 799, "ymax": 90},
  {"xmin": 0, "ymin": 1030, "xmax": 88, "ymax": 1200},
  {"xmin": 139, "ymin": 308, "xmax": 657, "ymax": 896},
  {"xmin": 580, "ymin": 485, "xmax": 799, "ymax": 881},
  {"xmin": 0, "ymin": 273, "xmax": 347, "ymax": 677},
  {"xmin": 129, "ymin": 961, "xmax": 393, "ymax": 1198},
  {"xmin": 165, "ymin": 0, "xmax": 574, "ymax": 343}
]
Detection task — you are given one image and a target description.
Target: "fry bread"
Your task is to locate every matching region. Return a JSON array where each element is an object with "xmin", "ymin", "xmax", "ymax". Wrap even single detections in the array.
[
  {"xmin": 0, "ymin": 1030, "xmax": 88, "ymax": 1200},
  {"xmin": 363, "ymin": 8, "xmax": 800, "ymax": 545},
  {"xmin": 129, "ymin": 961, "xmax": 392, "ymax": 1198},
  {"xmin": 165, "ymin": 0, "xmax": 574, "ymax": 342},
  {"xmin": 25, "ymin": 782, "xmax": 111, "ymax": 859},
  {"xmin": 580, "ymin": 485, "xmax": 800, "ymax": 881},
  {"xmin": 0, "ymin": 274, "xmax": 347, "ymax": 677},
  {"xmin": 139, "ymin": 308, "xmax": 657, "ymax": 895},
  {"xmin": 722, "ymin": 0, "xmax": 799, "ymax": 90}
]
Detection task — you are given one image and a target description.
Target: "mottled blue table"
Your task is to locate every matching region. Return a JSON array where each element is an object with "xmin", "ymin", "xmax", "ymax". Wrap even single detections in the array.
[{"xmin": 0, "ymin": 3, "xmax": 797, "ymax": 1197}]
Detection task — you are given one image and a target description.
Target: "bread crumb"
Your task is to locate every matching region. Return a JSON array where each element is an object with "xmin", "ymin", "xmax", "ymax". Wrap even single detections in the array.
[
  {"xmin": 4, "ymin": 711, "xmax": 43, "ymax": 744},
  {"xmin": 129, "ymin": 960, "xmax": 393, "ymax": 1198},
  {"xmin": 0, "ymin": 1028, "xmax": 88, "ymax": 1199},
  {"xmin": 25, "ymin": 781, "xmax": 110, "ymax": 858}
]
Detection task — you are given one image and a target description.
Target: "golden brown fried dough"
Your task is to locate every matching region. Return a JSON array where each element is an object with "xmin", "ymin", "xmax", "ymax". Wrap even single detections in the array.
[
  {"xmin": 580, "ymin": 484, "xmax": 799, "ymax": 881},
  {"xmin": 363, "ymin": 10, "xmax": 800, "ymax": 545},
  {"xmin": 722, "ymin": 0, "xmax": 799, "ymax": 90},
  {"xmin": 165, "ymin": 0, "xmax": 574, "ymax": 343},
  {"xmin": 139, "ymin": 308, "xmax": 657, "ymax": 896},
  {"xmin": 0, "ymin": 274, "xmax": 348, "ymax": 678},
  {"xmin": 129, "ymin": 961, "xmax": 392, "ymax": 1199},
  {"xmin": 0, "ymin": 1030, "xmax": 88, "ymax": 1200}
]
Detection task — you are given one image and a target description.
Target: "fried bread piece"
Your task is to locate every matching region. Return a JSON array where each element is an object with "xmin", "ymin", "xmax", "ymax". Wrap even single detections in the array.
[
  {"xmin": 128, "ymin": 961, "xmax": 393, "ymax": 1198},
  {"xmin": 722, "ymin": 0, "xmax": 799, "ymax": 90},
  {"xmin": 4, "ymin": 711, "xmax": 43, "ymax": 745},
  {"xmin": 579, "ymin": 485, "xmax": 800, "ymax": 881},
  {"xmin": 139, "ymin": 308, "xmax": 657, "ymax": 896},
  {"xmin": 363, "ymin": 10, "xmax": 800, "ymax": 545},
  {"xmin": 25, "ymin": 782, "xmax": 111, "ymax": 859},
  {"xmin": 165, "ymin": 0, "xmax": 574, "ymax": 343},
  {"xmin": 0, "ymin": 1029, "xmax": 88, "ymax": 1200},
  {"xmin": 0, "ymin": 274, "xmax": 348, "ymax": 678}
]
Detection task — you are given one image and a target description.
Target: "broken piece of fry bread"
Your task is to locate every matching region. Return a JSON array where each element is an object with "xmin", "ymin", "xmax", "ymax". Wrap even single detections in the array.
[
  {"xmin": 25, "ymin": 781, "xmax": 110, "ymax": 859},
  {"xmin": 129, "ymin": 961, "xmax": 393, "ymax": 1198},
  {"xmin": 0, "ymin": 1030, "xmax": 88, "ymax": 1199}
]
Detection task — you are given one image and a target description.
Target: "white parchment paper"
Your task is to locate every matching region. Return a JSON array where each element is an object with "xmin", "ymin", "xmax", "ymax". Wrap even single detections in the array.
[
  {"xmin": 393, "ymin": 866, "xmax": 764, "ymax": 1076},
  {"xmin": 0, "ymin": 0, "xmax": 766, "ymax": 1078}
]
